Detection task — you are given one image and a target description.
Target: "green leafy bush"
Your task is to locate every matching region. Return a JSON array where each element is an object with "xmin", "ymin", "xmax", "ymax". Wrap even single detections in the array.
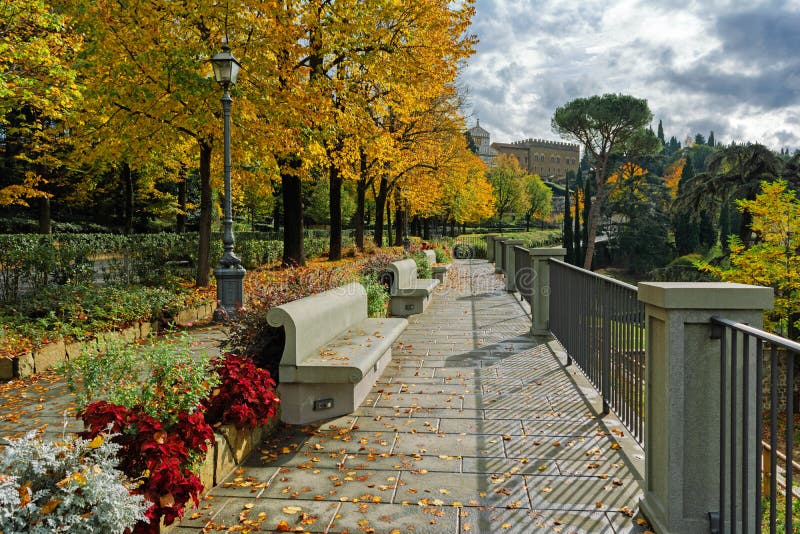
[
  {"xmin": 452, "ymin": 241, "xmax": 486, "ymax": 259},
  {"xmin": 410, "ymin": 252, "xmax": 432, "ymax": 279},
  {"xmin": 63, "ymin": 335, "xmax": 219, "ymax": 424},
  {"xmin": 1, "ymin": 284, "xmax": 198, "ymax": 348},
  {"xmin": 0, "ymin": 431, "xmax": 148, "ymax": 534},
  {"xmin": 433, "ymin": 246, "xmax": 451, "ymax": 264},
  {"xmin": 362, "ymin": 274, "xmax": 389, "ymax": 318}
]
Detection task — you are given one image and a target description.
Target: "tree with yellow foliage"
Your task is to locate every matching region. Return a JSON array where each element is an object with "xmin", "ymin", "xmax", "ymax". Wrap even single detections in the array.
[
  {"xmin": 697, "ymin": 181, "xmax": 800, "ymax": 339},
  {"xmin": 0, "ymin": 0, "xmax": 84, "ymax": 230},
  {"xmin": 486, "ymin": 155, "xmax": 529, "ymax": 230}
]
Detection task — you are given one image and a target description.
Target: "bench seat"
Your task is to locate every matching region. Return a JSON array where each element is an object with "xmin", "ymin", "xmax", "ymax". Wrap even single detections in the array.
[
  {"xmin": 393, "ymin": 279, "xmax": 439, "ymax": 298},
  {"xmin": 279, "ymin": 317, "xmax": 407, "ymax": 384},
  {"xmin": 267, "ymin": 282, "xmax": 408, "ymax": 425}
]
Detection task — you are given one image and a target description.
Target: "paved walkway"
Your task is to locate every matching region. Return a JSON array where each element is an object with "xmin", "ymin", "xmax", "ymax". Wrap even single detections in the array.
[{"xmin": 175, "ymin": 260, "xmax": 646, "ymax": 533}]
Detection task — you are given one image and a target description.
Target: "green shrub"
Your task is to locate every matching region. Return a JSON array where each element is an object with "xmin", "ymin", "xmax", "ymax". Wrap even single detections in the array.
[
  {"xmin": 63, "ymin": 335, "xmax": 219, "ymax": 425},
  {"xmin": 433, "ymin": 246, "xmax": 451, "ymax": 264},
  {"xmin": 452, "ymin": 241, "xmax": 487, "ymax": 259},
  {"xmin": 362, "ymin": 274, "xmax": 389, "ymax": 317},
  {"xmin": 0, "ymin": 431, "xmax": 148, "ymax": 533},
  {"xmin": 3, "ymin": 284, "xmax": 198, "ymax": 346},
  {"xmin": 411, "ymin": 252, "xmax": 432, "ymax": 279}
]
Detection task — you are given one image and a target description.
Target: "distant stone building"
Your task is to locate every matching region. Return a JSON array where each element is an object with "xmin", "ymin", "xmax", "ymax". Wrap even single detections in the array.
[
  {"xmin": 491, "ymin": 138, "xmax": 580, "ymax": 183},
  {"xmin": 467, "ymin": 121, "xmax": 497, "ymax": 166}
]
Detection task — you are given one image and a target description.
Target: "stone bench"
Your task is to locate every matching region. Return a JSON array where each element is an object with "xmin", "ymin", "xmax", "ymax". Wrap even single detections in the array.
[
  {"xmin": 380, "ymin": 258, "xmax": 439, "ymax": 317},
  {"xmin": 267, "ymin": 282, "xmax": 408, "ymax": 424},
  {"xmin": 422, "ymin": 249, "xmax": 451, "ymax": 282}
]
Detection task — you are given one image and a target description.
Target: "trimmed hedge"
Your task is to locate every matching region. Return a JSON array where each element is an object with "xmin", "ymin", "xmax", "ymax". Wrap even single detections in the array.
[{"xmin": 0, "ymin": 233, "xmax": 334, "ymax": 304}]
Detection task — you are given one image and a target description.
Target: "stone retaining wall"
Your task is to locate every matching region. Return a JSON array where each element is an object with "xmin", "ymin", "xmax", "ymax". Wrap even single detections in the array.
[
  {"xmin": 0, "ymin": 301, "xmax": 215, "ymax": 380},
  {"xmin": 163, "ymin": 413, "xmax": 281, "ymax": 532}
]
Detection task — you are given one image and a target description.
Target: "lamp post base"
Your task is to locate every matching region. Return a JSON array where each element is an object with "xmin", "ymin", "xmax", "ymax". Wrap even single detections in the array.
[{"xmin": 213, "ymin": 265, "xmax": 246, "ymax": 322}]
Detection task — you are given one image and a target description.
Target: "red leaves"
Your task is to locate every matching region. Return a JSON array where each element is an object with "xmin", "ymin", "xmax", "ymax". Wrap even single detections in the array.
[
  {"xmin": 80, "ymin": 401, "xmax": 212, "ymax": 532},
  {"xmin": 201, "ymin": 353, "xmax": 279, "ymax": 431}
]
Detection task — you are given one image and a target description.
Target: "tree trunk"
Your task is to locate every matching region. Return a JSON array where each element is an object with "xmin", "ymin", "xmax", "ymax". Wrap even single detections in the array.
[
  {"xmin": 38, "ymin": 197, "xmax": 51, "ymax": 234},
  {"xmin": 450, "ymin": 218, "xmax": 455, "ymax": 237},
  {"xmin": 423, "ymin": 218, "xmax": 430, "ymax": 240},
  {"xmin": 329, "ymin": 168, "xmax": 343, "ymax": 261},
  {"xmin": 525, "ymin": 213, "xmax": 531, "ymax": 231},
  {"xmin": 386, "ymin": 200, "xmax": 392, "ymax": 246},
  {"xmin": 196, "ymin": 141, "xmax": 213, "ymax": 287},
  {"xmin": 394, "ymin": 206, "xmax": 403, "ymax": 246},
  {"xmin": 122, "ymin": 162, "xmax": 134, "ymax": 235},
  {"xmin": 282, "ymin": 171, "xmax": 305, "ymax": 266},
  {"xmin": 355, "ymin": 176, "xmax": 367, "ymax": 250},
  {"xmin": 373, "ymin": 177, "xmax": 389, "ymax": 247},
  {"xmin": 177, "ymin": 165, "xmax": 187, "ymax": 233},
  {"xmin": 272, "ymin": 185, "xmax": 281, "ymax": 232}
]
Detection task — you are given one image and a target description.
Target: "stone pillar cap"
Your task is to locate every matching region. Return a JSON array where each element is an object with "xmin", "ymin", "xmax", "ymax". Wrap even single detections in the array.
[
  {"xmin": 638, "ymin": 282, "xmax": 774, "ymax": 310},
  {"xmin": 529, "ymin": 247, "xmax": 567, "ymax": 257},
  {"xmin": 503, "ymin": 239, "xmax": 527, "ymax": 245}
]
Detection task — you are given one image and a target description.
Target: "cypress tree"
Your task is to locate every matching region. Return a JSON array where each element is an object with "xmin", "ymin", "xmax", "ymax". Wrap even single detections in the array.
[
  {"xmin": 673, "ymin": 155, "xmax": 700, "ymax": 255},
  {"xmin": 657, "ymin": 120, "xmax": 665, "ymax": 147},
  {"xmin": 581, "ymin": 176, "xmax": 591, "ymax": 267},
  {"xmin": 563, "ymin": 172, "xmax": 574, "ymax": 263},
  {"xmin": 708, "ymin": 130, "xmax": 715, "ymax": 147}
]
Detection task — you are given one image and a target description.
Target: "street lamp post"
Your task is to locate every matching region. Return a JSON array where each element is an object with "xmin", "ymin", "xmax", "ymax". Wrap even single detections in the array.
[{"xmin": 211, "ymin": 44, "xmax": 245, "ymax": 321}]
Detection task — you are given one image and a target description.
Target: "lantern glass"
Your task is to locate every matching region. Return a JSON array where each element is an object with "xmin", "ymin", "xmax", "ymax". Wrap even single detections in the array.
[{"xmin": 211, "ymin": 45, "xmax": 241, "ymax": 86}]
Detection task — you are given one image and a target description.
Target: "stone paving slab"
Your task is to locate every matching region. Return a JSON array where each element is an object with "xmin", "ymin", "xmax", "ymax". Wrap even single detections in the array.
[{"xmin": 171, "ymin": 260, "xmax": 648, "ymax": 533}]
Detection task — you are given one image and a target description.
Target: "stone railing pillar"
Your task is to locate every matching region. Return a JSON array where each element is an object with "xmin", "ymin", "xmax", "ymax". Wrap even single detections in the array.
[
  {"xmin": 494, "ymin": 238, "xmax": 507, "ymax": 273},
  {"xmin": 530, "ymin": 247, "xmax": 566, "ymax": 336},
  {"xmin": 485, "ymin": 234, "xmax": 499, "ymax": 262},
  {"xmin": 637, "ymin": 282, "xmax": 773, "ymax": 534},
  {"xmin": 502, "ymin": 239, "xmax": 526, "ymax": 291}
]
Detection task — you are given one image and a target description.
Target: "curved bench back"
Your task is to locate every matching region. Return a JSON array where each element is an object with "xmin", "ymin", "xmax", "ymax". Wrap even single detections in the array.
[
  {"xmin": 423, "ymin": 249, "xmax": 436, "ymax": 266},
  {"xmin": 383, "ymin": 258, "xmax": 417, "ymax": 293},
  {"xmin": 266, "ymin": 282, "xmax": 367, "ymax": 367}
]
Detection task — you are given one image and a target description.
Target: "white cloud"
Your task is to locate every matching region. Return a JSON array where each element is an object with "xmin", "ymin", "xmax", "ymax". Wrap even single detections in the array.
[{"xmin": 462, "ymin": 0, "xmax": 800, "ymax": 150}]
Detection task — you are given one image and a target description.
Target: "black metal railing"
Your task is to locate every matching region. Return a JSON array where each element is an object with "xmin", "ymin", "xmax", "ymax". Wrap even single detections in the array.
[
  {"xmin": 710, "ymin": 317, "xmax": 799, "ymax": 533},
  {"xmin": 513, "ymin": 246, "xmax": 532, "ymax": 304},
  {"xmin": 548, "ymin": 259, "xmax": 646, "ymax": 445}
]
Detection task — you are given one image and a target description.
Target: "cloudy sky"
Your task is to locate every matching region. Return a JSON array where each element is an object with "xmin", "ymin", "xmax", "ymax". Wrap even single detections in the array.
[{"xmin": 461, "ymin": 0, "xmax": 800, "ymax": 150}]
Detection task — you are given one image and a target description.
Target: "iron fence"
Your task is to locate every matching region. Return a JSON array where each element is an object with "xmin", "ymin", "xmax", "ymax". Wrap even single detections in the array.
[
  {"xmin": 513, "ymin": 246, "xmax": 533, "ymax": 304},
  {"xmin": 548, "ymin": 259, "xmax": 646, "ymax": 445},
  {"xmin": 710, "ymin": 317, "xmax": 799, "ymax": 533}
]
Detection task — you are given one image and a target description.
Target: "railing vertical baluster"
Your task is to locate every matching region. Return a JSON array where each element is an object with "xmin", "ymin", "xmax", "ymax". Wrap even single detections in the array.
[
  {"xmin": 720, "ymin": 325, "xmax": 728, "ymax": 534},
  {"xmin": 602, "ymin": 281, "xmax": 611, "ymax": 416},
  {"xmin": 770, "ymin": 345, "xmax": 778, "ymax": 534},
  {"xmin": 731, "ymin": 330, "xmax": 738, "ymax": 534},
  {"xmin": 742, "ymin": 334, "xmax": 749, "ymax": 532},
  {"xmin": 755, "ymin": 341, "xmax": 763, "ymax": 534},
  {"xmin": 546, "ymin": 259, "xmax": 645, "ymax": 446},
  {"xmin": 785, "ymin": 351, "xmax": 794, "ymax": 534}
]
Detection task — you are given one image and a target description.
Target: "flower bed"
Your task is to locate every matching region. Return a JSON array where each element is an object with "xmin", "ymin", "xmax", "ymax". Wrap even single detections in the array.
[{"xmin": 55, "ymin": 337, "xmax": 280, "ymax": 533}]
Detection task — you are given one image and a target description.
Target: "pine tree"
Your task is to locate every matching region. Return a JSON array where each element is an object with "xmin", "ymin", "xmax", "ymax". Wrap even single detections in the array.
[
  {"xmin": 694, "ymin": 133, "xmax": 706, "ymax": 145},
  {"xmin": 563, "ymin": 171, "xmax": 574, "ymax": 263},
  {"xmin": 708, "ymin": 131, "xmax": 715, "ymax": 147}
]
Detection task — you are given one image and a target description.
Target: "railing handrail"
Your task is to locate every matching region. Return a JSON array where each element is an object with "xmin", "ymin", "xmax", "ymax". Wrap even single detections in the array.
[
  {"xmin": 711, "ymin": 316, "xmax": 800, "ymax": 353},
  {"xmin": 549, "ymin": 258, "xmax": 638, "ymax": 292}
]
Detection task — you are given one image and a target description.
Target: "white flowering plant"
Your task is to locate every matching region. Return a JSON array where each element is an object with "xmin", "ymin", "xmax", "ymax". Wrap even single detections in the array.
[{"xmin": 0, "ymin": 430, "xmax": 148, "ymax": 533}]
